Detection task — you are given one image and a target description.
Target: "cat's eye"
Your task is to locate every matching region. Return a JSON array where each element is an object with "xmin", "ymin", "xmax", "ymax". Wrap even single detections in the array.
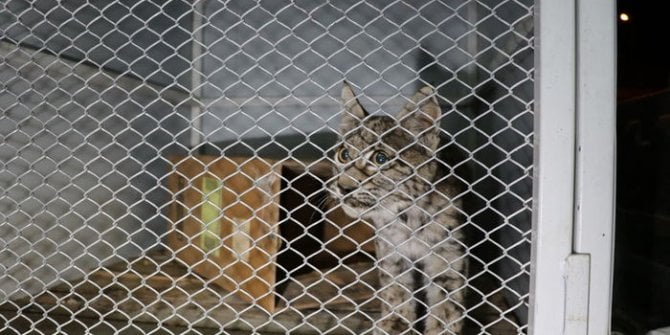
[
  {"xmin": 373, "ymin": 151, "xmax": 389, "ymax": 165},
  {"xmin": 338, "ymin": 148, "xmax": 351, "ymax": 162}
]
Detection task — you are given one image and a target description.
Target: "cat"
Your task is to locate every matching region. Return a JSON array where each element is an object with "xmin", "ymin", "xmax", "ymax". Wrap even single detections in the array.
[{"xmin": 329, "ymin": 82, "xmax": 468, "ymax": 335}]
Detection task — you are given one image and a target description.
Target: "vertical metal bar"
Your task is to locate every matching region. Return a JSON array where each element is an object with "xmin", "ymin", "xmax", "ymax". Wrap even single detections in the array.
[
  {"xmin": 573, "ymin": 0, "xmax": 617, "ymax": 333},
  {"xmin": 564, "ymin": 254, "xmax": 591, "ymax": 334},
  {"xmin": 529, "ymin": 0, "xmax": 576, "ymax": 333}
]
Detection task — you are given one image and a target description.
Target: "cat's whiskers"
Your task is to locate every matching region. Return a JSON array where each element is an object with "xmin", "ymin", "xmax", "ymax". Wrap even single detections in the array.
[{"xmin": 306, "ymin": 190, "xmax": 335, "ymax": 227}]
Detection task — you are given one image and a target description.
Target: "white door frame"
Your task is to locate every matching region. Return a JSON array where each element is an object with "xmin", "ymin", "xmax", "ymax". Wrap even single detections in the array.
[{"xmin": 530, "ymin": 0, "xmax": 616, "ymax": 334}]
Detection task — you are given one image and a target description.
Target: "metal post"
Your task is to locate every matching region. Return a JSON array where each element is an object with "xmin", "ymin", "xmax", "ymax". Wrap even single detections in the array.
[
  {"xmin": 531, "ymin": 0, "xmax": 616, "ymax": 334},
  {"xmin": 573, "ymin": 0, "xmax": 617, "ymax": 333},
  {"xmin": 530, "ymin": 0, "xmax": 577, "ymax": 333}
]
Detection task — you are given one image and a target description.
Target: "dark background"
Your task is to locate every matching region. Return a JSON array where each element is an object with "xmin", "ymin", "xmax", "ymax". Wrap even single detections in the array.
[
  {"xmin": 617, "ymin": 1, "xmax": 670, "ymax": 97},
  {"xmin": 614, "ymin": 1, "xmax": 670, "ymax": 333}
]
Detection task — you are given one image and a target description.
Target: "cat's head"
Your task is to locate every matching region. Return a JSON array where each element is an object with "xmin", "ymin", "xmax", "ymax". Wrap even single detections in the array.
[{"xmin": 330, "ymin": 82, "xmax": 442, "ymax": 220}]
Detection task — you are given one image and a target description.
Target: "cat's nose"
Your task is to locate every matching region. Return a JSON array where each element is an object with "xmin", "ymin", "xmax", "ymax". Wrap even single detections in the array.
[
  {"xmin": 337, "ymin": 175, "xmax": 357, "ymax": 195},
  {"xmin": 339, "ymin": 183, "xmax": 355, "ymax": 195}
]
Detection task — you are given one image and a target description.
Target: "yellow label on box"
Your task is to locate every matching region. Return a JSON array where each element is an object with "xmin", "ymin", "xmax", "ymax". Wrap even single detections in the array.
[{"xmin": 201, "ymin": 177, "xmax": 222, "ymax": 257}]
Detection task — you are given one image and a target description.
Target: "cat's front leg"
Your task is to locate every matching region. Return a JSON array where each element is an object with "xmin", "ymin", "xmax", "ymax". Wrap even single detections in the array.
[
  {"xmin": 424, "ymin": 254, "xmax": 468, "ymax": 335},
  {"xmin": 423, "ymin": 282, "xmax": 465, "ymax": 335},
  {"xmin": 374, "ymin": 244, "xmax": 414, "ymax": 335}
]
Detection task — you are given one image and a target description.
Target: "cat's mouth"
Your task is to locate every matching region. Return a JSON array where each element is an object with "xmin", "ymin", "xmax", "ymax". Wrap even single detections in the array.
[
  {"xmin": 342, "ymin": 195, "xmax": 375, "ymax": 207},
  {"xmin": 328, "ymin": 185, "xmax": 376, "ymax": 216},
  {"xmin": 340, "ymin": 191, "xmax": 377, "ymax": 217}
]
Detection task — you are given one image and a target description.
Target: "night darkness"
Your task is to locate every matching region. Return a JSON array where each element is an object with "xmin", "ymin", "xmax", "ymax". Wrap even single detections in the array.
[
  {"xmin": 614, "ymin": 1, "xmax": 670, "ymax": 334},
  {"xmin": 618, "ymin": 1, "xmax": 670, "ymax": 97}
]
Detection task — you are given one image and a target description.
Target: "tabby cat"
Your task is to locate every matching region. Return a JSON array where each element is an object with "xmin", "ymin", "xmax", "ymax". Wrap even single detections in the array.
[{"xmin": 330, "ymin": 82, "xmax": 468, "ymax": 335}]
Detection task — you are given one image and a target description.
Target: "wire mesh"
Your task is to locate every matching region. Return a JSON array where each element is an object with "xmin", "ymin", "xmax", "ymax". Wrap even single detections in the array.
[{"xmin": 0, "ymin": 0, "xmax": 533, "ymax": 334}]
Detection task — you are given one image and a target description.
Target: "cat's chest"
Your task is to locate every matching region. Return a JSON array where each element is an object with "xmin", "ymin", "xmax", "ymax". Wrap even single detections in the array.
[{"xmin": 375, "ymin": 212, "xmax": 446, "ymax": 259}]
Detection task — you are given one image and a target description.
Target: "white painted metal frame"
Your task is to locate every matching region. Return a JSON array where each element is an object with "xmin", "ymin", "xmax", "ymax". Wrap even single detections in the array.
[{"xmin": 530, "ymin": 0, "xmax": 616, "ymax": 334}]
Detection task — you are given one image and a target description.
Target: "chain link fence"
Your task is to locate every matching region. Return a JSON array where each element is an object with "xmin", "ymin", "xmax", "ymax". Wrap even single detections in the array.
[{"xmin": 0, "ymin": 0, "xmax": 533, "ymax": 334}]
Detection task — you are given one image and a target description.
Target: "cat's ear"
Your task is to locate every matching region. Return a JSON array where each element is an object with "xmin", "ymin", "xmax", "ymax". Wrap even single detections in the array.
[
  {"xmin": 397, "ymin": 85, "xmax": 442, "ymax": 151},
  {"xmin": 340, "ymin": 81, "xmax": 368, "ymax": 133}
]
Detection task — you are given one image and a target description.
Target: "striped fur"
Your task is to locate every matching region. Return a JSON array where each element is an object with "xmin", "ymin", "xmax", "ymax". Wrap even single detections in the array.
[{"xmin": 331, "ymin": 82, "xmax": 468, "ymax": 335}]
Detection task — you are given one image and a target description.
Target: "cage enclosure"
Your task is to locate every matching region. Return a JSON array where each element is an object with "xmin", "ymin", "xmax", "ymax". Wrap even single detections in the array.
[{"xmin": 0, "ymin": 0, "xmax": 542, "ymax": 334}]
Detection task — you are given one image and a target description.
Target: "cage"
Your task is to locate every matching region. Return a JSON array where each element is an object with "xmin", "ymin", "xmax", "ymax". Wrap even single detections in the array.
[{"xmin": 0, "ymin": 1, "xmax": 615, "ymax": 334}]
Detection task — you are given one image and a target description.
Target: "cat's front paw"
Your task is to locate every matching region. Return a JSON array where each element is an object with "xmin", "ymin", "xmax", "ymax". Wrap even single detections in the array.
[{"xmin": 374, "ymin": 315, "xmax": 411, "ymax": 335}]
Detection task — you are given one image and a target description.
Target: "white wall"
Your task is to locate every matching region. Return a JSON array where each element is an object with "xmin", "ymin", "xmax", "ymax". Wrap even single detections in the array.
[{"xmin": 0, "ymin": 41, "xmax": 190, "ymax": 299}]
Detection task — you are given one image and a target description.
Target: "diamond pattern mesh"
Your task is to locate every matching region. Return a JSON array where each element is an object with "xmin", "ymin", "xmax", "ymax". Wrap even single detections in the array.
[{"xmin": 0, "ymin": 0, "xmax": 533, "ymax": 334}]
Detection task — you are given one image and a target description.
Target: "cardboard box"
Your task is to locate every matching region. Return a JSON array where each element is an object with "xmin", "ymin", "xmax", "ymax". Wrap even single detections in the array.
[
  {"xmin": 165, "ymin": 155, "xmax": 375, "ymax": 312},
  {"xmin": 166, "ymin": 156, "xmax": 282, "ymax": 312}
]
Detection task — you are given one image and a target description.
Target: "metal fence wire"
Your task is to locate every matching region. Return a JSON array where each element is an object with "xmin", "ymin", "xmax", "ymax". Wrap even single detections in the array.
[{"xmin": 0, "ymin": 0, "xmax": 533, "ymax": 334}]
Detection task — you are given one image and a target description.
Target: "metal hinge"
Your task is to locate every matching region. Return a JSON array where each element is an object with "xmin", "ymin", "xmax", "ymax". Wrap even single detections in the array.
[{"xmin": 564, "ymin": 254, "xmax": 591, "ymax": 335}]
